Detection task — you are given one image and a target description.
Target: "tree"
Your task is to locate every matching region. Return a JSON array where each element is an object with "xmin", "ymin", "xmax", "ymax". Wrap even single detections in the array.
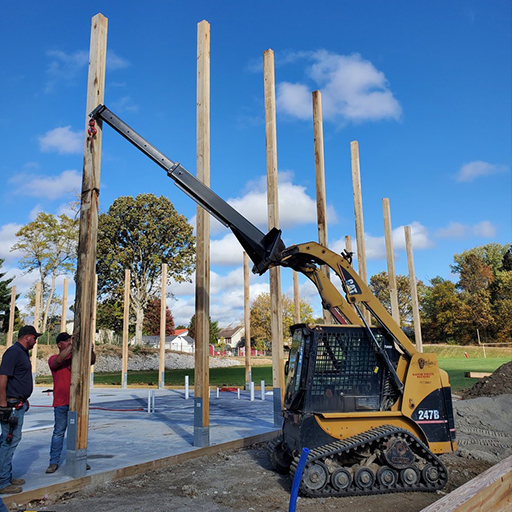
[
  {"xmin": 97, "ymin": 194, "xmax": 195, "ymax": 344},
  {"xmin": 12, "ymin": 212, "xmax": 78, "ymax": 332},
  {"xmin": 187, "ymin": 314, "xmax": 220, "ymax": 345},
  {"xmin": 369, "ymin": 271, "xmax": 420, "ymax": 326},
  {"xmin": 0, "ymin": 259, "xmax": 22, "ymax": 332},
  {"xmin": 142, "ymin": 297, "xmax": 175, "ymax": 336},
  {"xmin": 250, "ymin": 292, "xmax": 315, "ymax": 351}
]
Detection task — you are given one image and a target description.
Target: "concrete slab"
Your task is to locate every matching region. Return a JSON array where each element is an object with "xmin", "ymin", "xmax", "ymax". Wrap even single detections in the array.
[{"xmin": 3, "ymin": 385, "xmax": 277, "ymax": 504}]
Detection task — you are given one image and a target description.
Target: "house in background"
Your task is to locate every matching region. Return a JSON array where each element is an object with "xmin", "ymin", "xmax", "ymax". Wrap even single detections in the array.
[
  {"xmin": 131, "ymin": 329, "xmax": 195, "ymax": 353},
  {"xmin": 218, "ymin": 325, "xmax": 244, "ymax": 352}
]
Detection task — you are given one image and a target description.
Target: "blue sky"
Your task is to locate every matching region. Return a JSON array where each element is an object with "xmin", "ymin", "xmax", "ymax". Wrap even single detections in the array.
[{"xmin": 1, "ymin": 1, "xmax": 510, "ymax": 328}]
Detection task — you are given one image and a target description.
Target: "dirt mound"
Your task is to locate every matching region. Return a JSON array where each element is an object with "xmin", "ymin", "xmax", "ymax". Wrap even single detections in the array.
[{"xmin": 462, "ymin": 360, "xmax": 512, "ymax": 399}]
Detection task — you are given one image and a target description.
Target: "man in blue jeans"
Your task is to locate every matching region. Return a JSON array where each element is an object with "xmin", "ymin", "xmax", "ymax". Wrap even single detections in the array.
[
  {"xmin": 0, "ymin": 325, "xmax": 41, "ymax": 494},
  {"xmin": 46, "ymin": 332, "xmax": 95, "ymax": 474}
]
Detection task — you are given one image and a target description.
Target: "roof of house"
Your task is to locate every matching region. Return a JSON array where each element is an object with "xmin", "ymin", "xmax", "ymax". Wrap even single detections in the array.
[
  {"xmin": 218, "ymin": 325, "xmax": 243, "ymax": 339},
  {"xmin": 174, "ymin": 328, "xmax": 188, "ymax": 336}
]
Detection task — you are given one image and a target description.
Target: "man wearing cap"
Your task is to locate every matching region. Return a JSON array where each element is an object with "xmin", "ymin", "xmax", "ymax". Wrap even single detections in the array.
[
  {"xmin": 0, "ymin": 325, "xmax": 41, "ymax": 494},
  {"xmin": 46, "ymin": 332, "xmax": 95, "ymax": 474}
]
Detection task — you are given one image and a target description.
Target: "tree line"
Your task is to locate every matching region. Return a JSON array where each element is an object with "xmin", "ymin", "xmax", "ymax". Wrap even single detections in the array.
[{"xmin": 1, "ymin": 193, "xmax": 509, "ymax": 348}]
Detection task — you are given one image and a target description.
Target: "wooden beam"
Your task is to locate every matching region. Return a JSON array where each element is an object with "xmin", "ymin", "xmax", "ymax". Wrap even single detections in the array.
[
  {"xmin": 382, "ymin": 198, "xmax": 400, "ymax": 324},
  {"xmin": 405, "ymin": 226, "xmax": 423, "ymax": 352},
  {"xmin": 6, "ymin": 286, "xmax": 16, "ymax": 348},
  {"xmin": 159, "ymin": 264, "xmax": 167, "ymax": 389},
  {"xmin": 312, "ymin": 90, "xmax": 331, "ymax": 324},
  {"xmin": 419, "ymin": 455, "xmax": 512, "ymax": 512},
  {"xmin": 60, "ymin": 278, "xmax": 68, "ymax": 333},
  {"xmin": 122, "ymin": 269, "xmax": 130, "ymax": 388},
  {"xmin": 68, "ymin": 12, "xmax": 107, "ymax": 476},
  {"xmin": 464, "ymin": 372, "xmax": 492, "ymax": 379},
  {"xmin": 263, "ymin": 49, "xmax": 284, "ymax": 424},
  {"xmin": 350, "ymin": 141, "xmax": 370, "ymax": 322},
  {"xmin": 243, "ymin": 252, "xmax": 251, "ymax": 387},
  {"xmin": 31, "ymin": 282, "xmax": 41, "ymax": 377},
  {"xmin": 90, "ymin": 274, "xmax": 97, "ymax": 384},
  {"xmin": 293, "ymin": 271, "xmax": 300, "ymax": 324},
  {"xmin": 194, "ymin": 19, "xmax": 211, "ymax": 447}
]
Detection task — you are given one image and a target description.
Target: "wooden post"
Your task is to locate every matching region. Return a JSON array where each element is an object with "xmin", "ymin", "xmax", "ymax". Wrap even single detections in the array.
[
  {"xmin": 243, "ymin": 252, "xmax": 252, "ymax": 389},
  {"xmin": 350, "ymin": 141, "xmax": 370, "ymax": 323},
  {"xmin": 382, "ymin": 198, "xmax": 400, "ymax": 324},
  {"xmin": 194, "ymin": 19, "xmax": 211, "ymax": 447},
  {"xmin": 90, "ymin": 274, "xmax": 97, "ymax": 387},
  {"xmin": 159, "ymin": 263, "xmax": 167, "ymax": 389},
  {"xmin": 264, "ymin": 49, "xmax": 284, "ymax": 426},
  {"xmin": 31, "ymin": 282, "xmax": 41, "ymax": 378},
  {"xmin": 345, "ymin": 235, "xmax": 352, "ymax": 256},
  {"xmin": 312, "ymin": 91, "xmax": 331, "ymax": 324},
  {"xmin": 122, "ymin": 269, "xmax": 130, "ymax": 388},
  {"xmin": 60, "ymin": 278, "xmax": 68, "ymax": 333},
  {"xmin": 404, "ymin": 226, "xmax": 423, "ymax": 352},
  {"xmin": 293, "ymin": 271, "xmax": 300, "ymax": 324},
  {"xmin": 6, "ymin": 287, "xmax": 16, "ymax": 348},
  {"xmin": 67, "ymin": 13, "xmax": 107, "ymax": 478}
]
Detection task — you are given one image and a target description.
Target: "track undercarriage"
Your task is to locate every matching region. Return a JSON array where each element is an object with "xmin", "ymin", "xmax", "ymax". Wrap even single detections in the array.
[{"xmin": 269, "ymin": 425, "xmax": 448, "ymax": 498}]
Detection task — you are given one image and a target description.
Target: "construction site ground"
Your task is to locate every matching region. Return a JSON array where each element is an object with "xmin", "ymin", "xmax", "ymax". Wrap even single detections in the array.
[{"xmin": 4, "ymin": 361, "xmax": 512, "ymax": 512}]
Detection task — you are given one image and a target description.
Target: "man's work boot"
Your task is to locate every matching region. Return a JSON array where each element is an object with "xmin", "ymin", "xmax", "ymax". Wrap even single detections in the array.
[
  {"xmin": 0, "ymin": 484, "xmax": 22, "ymax": 494},
  {"xmin": 46, "ymin": 464, "xmax": 59, "ymax": 474},
  {"xmin": 10, "ymin": 478, "xmax": 25, "ymax": 486}
]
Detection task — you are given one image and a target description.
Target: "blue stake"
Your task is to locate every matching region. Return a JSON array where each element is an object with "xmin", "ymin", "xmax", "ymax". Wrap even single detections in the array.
[{"xmin": 289, "ymin": 447, "xmax": 310, "ymax": 512}]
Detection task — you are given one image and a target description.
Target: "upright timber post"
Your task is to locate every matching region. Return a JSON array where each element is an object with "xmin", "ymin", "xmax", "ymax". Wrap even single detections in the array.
[
  {"xmin": 312, "ymin": 91, "xmax": 331, "ymax": 324},
  {"xmin": 263, "ymin": 49, "xmax": 284, "ymax": 426},
  {"xmin": 90, "ymin": 274, "xmax": 97, "ymax": 388},
  {"xmin": 382, "ymin": 199, "xmax": 400, "ymax": 324},
  {"xmin": 293, "ymin": 271, "xmax": 300, "ymax": 324},
  {"xmin": 31, "ymin": 282, "xmax": 41, "ymax": 381},
  {"xmin": 122, "ymin": 269, "xmax": 130, "ymax": 389},
  {"xmin": 6, "ymin": 287, "xmax": 16, "ymax": 348},
  {"xmin": 350, "ymin": 141, "xmax": 370, "ymax": 323},
  {"xmin": 194, "ymin": 19, "xmax": 211, "ymax": 447},
  {"xmin": 60, "ymin": 278, "xmax": 68, "ymax": 333},
  {"xmin": 405, "ymin": 226, "xmax": 423, "ymax": 352},
  {"xmin": 68, "ymin": 13, "xmax": 107, "ymax": 479},
  {"xmin": 159, "ymin": 263, "xmax": 167, "ymax": 390},
  {"xmin": 243, "ymin": 252, "xmax": 252, "ymax": 389}
]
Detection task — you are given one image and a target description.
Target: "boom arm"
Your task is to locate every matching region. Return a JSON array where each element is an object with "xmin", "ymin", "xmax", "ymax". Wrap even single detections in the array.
[{"xmin": 90, "ymin": 104, "xmax": 284, "ymax": 275}]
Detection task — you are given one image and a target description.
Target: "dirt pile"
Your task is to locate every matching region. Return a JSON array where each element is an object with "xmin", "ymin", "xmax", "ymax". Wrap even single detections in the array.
[{"xmin": 462, "ymin": 360, "xmax": 512, "ymax": 399}]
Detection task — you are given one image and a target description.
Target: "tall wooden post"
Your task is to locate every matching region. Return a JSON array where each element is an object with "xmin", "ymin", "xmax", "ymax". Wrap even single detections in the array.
[
  {"xmin": 345, "ymin": 235, "xmax": 353, "ymax": 257},
  {"xmin": 31, "ymin": 282, "xmax": 41, "ymax": 379},
  {"xmin": 243, "ymin": 252, "xmax": 252, "ymax": 389},
  {"xmin": 90, "ymin": 274, "xmax": 97, "ymax": 387},
  {"xmin": 350, "ymin": 141, "xmax": 370, "ymax": 322},
  {"xmin": 122, "ymin": 269, "xmax": 130, "ymax": 388},
  {"xmin": 293, "ymin": 271, "xmax": 300, "ymax": 324},
  {"xmin": 60, "ymin": 278, "xmax": 68, "ymax": 333},
  {"xmin": 67, "ymin": 12, "xmax": 107, "ymax": 480},
  {"xmin": 404, "ymin": 226, "xmax": 423, "ymax": 352},
  {"xmin": 382, "ymin": 199, "xmax": 400, "ymax": 324},
  {"xmin": 159, "ymin": 264, "xmax": 168, "ymax": 390},
  {"xmin": 312, "ymin": 91, "xmax": 331, "ymax": 324},
  {"xmin": 264, "ymin": 49, "xmax": 284, "ymax": 426},
  {"xmin": 194, "ymin": 19, "xmax": 211, "ymax": 447},
  {"xmin": 6, "ymin": 287, "xmax": 16, "ymax": 348}
]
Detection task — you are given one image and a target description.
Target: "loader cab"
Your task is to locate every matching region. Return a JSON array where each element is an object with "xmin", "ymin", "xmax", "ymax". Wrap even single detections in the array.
[{"xmin": 284, "ymin": 324, "xmax": 400, "ymax": 414}]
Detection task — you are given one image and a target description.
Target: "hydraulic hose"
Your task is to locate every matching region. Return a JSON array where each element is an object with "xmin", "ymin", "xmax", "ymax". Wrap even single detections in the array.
[{"xmin": 288, "ymin": 447, "xmax": 310, "ymax": 512}]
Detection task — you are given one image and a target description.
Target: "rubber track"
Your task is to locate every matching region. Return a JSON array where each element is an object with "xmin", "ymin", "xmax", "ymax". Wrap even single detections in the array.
[{"xmin": 289, "ymin": 424, "xmax": 448, "ymax": 498}]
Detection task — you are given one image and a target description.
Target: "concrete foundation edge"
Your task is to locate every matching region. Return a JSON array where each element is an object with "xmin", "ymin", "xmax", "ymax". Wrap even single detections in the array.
[{"xmin": 3, "ymin": 429, "xmax": 280, "ymax": 508}]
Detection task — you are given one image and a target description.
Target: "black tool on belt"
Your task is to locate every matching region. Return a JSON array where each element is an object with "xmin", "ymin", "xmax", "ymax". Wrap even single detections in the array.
[{"xmin": 0, "ymin": 400, "xmax": 24, "ymax": 444}]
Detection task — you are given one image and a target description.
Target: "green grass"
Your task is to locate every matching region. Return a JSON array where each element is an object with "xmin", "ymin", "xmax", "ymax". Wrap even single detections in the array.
[
  {"xmin": 36, "ymin": 365, "xmax": 274, "ymax": 387},
  {"xmin": 438, "ymin": 357, "xmax": 509, "ymax": 392}
]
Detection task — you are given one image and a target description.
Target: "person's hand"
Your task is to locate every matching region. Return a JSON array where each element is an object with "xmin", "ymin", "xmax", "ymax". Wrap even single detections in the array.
[
  {"xmin": 25, "ymin": 400, "xmax": 30, "ymax": 411},
  {"xmin": 0, "ymin": 406, "xmax": 11, "ymax": 422}
]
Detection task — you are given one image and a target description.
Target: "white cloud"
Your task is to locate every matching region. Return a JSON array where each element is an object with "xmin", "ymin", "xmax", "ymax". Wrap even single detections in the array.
[
  {"xmin": 107, "ymin": 50, "xmax": 130, "ymax": 70},
  {"xmin": 456, "ymin": 161, "xmax": 508, "ymax": 182},
  {"xmin": 10, "ymin": 170, "xmax": 82, "ymax": 200},
  {"xmin": 211, "ymin": 234, "xmax": 244, "ymax": 266},
  {"xmin": 111, "ymin": 95, "xmax": 139, "ymax": 113},
  {"xmin": 276, "ymin": 51, "xmax": 402, "ymax": 125},
  {"xmin": 39, "ymin": 126, "xmax": 83, "ymax": 154},
  {"xmin": 0, "ymin": 223, "xmax": 23, "ymax": 262},
  {"xmin": 28, "ymin": 205, "xmax": 43, "ymax": 221},
  {"xmin": 472, "ymin": 221, "xmax": 496, "ymax": 238},
  {"xmin": 435, "ymin": 220, "xmax": 497, "ymax": 239}
]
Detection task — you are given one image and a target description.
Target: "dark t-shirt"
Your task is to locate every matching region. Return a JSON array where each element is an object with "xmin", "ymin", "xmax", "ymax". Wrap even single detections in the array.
[{"xmin": 0, "ymin": 342, "xmax": 33, "ymax": 400}]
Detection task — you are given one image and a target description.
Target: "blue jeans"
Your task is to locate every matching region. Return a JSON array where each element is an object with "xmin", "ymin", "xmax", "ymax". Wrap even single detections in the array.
[
  {"xmin": 0, "ymin": 403, "xmax": 27, "ymax": 489},
  {"xmin": 49, "ymin": 405, "xmax": 69, "ymax": 466}
]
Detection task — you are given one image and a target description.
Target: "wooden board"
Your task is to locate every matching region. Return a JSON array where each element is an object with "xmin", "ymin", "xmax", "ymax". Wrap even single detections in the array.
[{"xmin": 464, "ymin": 372, "xmax": 492, "ymax": 379}]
